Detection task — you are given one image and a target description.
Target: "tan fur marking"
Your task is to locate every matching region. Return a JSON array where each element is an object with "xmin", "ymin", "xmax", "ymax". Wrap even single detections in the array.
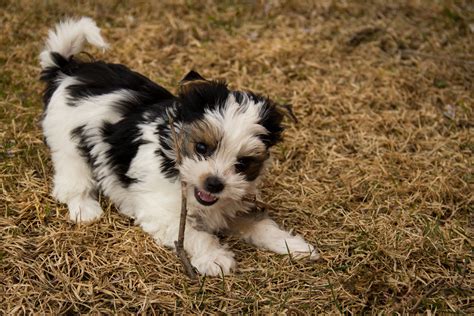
[
  {"xmin": 179, "ymin": 80, "xmax": 209, "ymax": 95},
  {"xmin": 182, "ymin": 119, "xmax": 222, "ymax": 157}
]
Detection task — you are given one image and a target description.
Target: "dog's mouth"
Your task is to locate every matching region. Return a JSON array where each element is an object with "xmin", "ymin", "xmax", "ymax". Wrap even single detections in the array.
[{"xmin": 194, "ymin": 187, "xmax": 219, "ymax": 206}]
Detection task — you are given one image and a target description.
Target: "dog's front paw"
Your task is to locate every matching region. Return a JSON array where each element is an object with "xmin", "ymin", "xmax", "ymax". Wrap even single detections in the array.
[
  {"xmin": 288, "ymin": 240, "xmax": 319, "ymax": 260},
  {"xmin": 276, "ymin": 235, "xmax": 320, "ymax": 260},
  {"xmin": 68, "ymin": 196, "xmax": 103, "ymax": 223},
  {"xmin": 191, "ymin": 248, "xmax": 236, "ymax": 276}
]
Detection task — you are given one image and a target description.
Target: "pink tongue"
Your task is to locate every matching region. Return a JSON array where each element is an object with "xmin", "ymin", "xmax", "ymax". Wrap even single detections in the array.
[{"xmin": 198, "ymin": 190, "xmax": 216, "ymax": 202}]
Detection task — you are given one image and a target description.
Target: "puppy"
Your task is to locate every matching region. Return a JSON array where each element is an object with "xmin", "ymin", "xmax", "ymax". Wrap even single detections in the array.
[{"xmin": 40, "ymin": 17, "xmax": 318, "ymax": 276}]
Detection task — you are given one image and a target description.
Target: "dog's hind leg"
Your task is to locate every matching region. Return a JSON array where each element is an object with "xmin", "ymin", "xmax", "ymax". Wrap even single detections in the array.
[
  {"xmin": 52, "ymin": 154, "xmax": 102, "ymax": 223},
  {"xmin": 45, "ymin": 122, "xmax": 103, "ymax": 223},
  {"xmin": 49, "ymin": 146, "xmax": 103, "ymax": 223}
]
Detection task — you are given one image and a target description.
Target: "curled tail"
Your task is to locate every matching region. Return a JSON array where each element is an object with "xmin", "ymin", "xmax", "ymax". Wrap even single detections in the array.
[{"xmin": 39, "ymin": 17, "xmax": 108, "ymax": 69}]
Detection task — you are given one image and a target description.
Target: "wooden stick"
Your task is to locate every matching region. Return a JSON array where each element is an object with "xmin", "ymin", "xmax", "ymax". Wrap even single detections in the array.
[
  {"xmin": 174, "ymin": 180, "xmax": 196, "ymax": 279},
  {"xmin": 168, "ymin": 113, "xmax": 197, "ymax": 279}
]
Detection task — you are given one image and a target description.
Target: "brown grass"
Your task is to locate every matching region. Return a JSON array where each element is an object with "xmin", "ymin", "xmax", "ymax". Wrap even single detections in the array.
[{"xmin": 1, "ymin": 0, "xmax": 473, "ymax": 314}]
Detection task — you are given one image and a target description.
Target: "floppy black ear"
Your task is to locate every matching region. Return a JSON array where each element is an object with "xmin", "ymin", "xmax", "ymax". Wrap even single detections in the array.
[
  {"xmin": 177, "ymin": 71, "xmax": 230, "ymax": 122},
  {"xmin": 259, "ymin": 100, "xmax": 285, "ymax": 148},
  {"xmin": 180, "ymin": 70, "xmax": 207, "ymax": 84},
  {"xmin": 179, "ymin": 70, "xmax": 211, "ymax": 95}
]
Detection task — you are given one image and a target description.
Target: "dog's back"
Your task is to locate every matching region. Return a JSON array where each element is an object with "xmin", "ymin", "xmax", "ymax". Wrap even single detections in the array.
[{"xmin": 40, "ymin": 17, "xmax": 178, "ymax": 222}]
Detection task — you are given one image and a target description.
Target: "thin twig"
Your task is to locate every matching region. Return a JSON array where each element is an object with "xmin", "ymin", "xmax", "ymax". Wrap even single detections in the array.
[
  {"xmin": 168, "ymin": 113, "xmax": 197, "ymax": 279},
  {"xmin": 174, "ymin": 180, "xmax": 196, "ymax": 279}
]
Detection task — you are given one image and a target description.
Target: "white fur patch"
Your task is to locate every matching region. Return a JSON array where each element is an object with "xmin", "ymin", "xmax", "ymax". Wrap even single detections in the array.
[{"xmin": 40, "ymin": 17, "xmax": 108, "ymax": 69}]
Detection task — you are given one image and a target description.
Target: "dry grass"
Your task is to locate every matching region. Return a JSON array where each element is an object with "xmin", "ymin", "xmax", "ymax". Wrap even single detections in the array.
[{"xmin": 1, "ymin": 0, "xmax": 473, "ymax": 313}]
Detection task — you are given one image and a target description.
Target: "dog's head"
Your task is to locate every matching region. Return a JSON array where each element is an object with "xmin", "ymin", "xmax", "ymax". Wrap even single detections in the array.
[{"xmin": 175, "ymin": 71, "xmax": 284, "ymax": 208}]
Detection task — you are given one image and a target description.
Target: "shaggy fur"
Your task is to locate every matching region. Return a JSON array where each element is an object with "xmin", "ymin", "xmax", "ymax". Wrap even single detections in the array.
[{"xmin": 40, "ymin": 17, "xmax": 318, "ymax": 276}]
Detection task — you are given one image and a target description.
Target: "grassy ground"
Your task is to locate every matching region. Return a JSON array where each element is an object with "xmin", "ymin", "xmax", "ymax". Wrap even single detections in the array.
[{"xmin": 1, "ymin": 0, "xmax": 473, "ymax": 313}]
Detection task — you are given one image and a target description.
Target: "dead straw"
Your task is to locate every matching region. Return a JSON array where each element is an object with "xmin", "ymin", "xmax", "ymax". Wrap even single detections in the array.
[{"xmin": 1, "ymin": 0, "xmax": 472, "ymax": 313}]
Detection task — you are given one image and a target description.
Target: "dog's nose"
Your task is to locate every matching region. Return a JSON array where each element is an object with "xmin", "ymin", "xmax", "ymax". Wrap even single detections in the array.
[{"xmin": 204, "ymin": 176, "xmax": 225, "ymax": 193}]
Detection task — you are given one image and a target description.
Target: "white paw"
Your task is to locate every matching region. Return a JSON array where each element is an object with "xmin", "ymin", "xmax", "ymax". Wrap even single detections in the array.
[
  {"xmin": 191, "ymin": 248, "xmax": 236, "ymax": 276},
  {"xmin": 277, "ymin": 235, "xmax": 320, "ymax": 260},
  {"xmin": 68, "ymin": 196, "xmax": 103, "ymax": 223}
]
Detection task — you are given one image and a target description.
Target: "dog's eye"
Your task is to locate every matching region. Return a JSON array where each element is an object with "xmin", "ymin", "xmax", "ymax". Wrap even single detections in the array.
[
  {"xmin": 195, "ymin": 142, "xmax": 208, "ymax": 155},
  {"xmin": 235, "ymin": 157, "xmax": 253, "ymax": 173}
]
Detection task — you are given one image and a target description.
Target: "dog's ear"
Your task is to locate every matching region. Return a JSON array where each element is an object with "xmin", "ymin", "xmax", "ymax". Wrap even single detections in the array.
[
  {"xmin": 259, "ymin": 100, "xmax": 285, "ymax": 148},
  {"xmin": 181, "ymin": 70, "xmax": 207, "ymax": 83},
  {"xmin": 179, "ymin": 70, "xmax": 209, "ymax": 94},
  {"xmin": 177, "ymin": 71, "xmax": 229, "ymax": 120}
]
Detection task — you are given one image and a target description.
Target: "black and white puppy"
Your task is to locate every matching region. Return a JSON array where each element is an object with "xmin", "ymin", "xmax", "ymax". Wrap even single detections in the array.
[{"xmin": 40, "ymin": 17, "xmax": 318, "ymax": 275}]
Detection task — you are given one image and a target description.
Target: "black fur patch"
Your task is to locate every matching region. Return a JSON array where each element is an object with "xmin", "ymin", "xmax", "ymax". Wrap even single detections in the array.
[
  {"xmin": 236, "ymin": 156, "xmax": 266, "ymax": 181},
  {"xmin": 65, "ymin": 61, "xmax": 175, "ymax": 103},
  {"xmin": 70, "ymin": 124, "xmax": 96, "ymax": 167},
  {"xmin": 258, "ymin": 101, "xmax": 284, "ymax": 147},
  {"xmin": 177, "ymin": 80, "xmax": 230, "ymax": 123},
  {"xmin": 40, "ymin": 51, "xmax": 175, "ymax": 110},
  {"xmin": 40, "ymin": 53, "xmax": 70, "ymax": 107},
  {"xmin": 102, "ymin": 116, "xmax": 147, "ymax": 186},
  {"xmin": 154, "ymin": 121, "xmax": 179, "ymax": 179},
  {"xmin": 181, "ymin": 70, "xmax": 207, "ymax": 83},
  {"xmin": 155, "ymin": 149, "xmax": 179, "ymax": 179}
]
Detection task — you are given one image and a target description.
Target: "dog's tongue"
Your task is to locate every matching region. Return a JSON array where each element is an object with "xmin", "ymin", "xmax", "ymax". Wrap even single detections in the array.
[{"xmin": 197, "ymin": 190, "xmax": 217, "ymax": 203}]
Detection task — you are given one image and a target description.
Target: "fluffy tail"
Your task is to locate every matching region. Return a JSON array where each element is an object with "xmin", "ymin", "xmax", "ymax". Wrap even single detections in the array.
[{"xmin": 39, "ymin": 17, "xmax": 108, "ymax": 69}]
